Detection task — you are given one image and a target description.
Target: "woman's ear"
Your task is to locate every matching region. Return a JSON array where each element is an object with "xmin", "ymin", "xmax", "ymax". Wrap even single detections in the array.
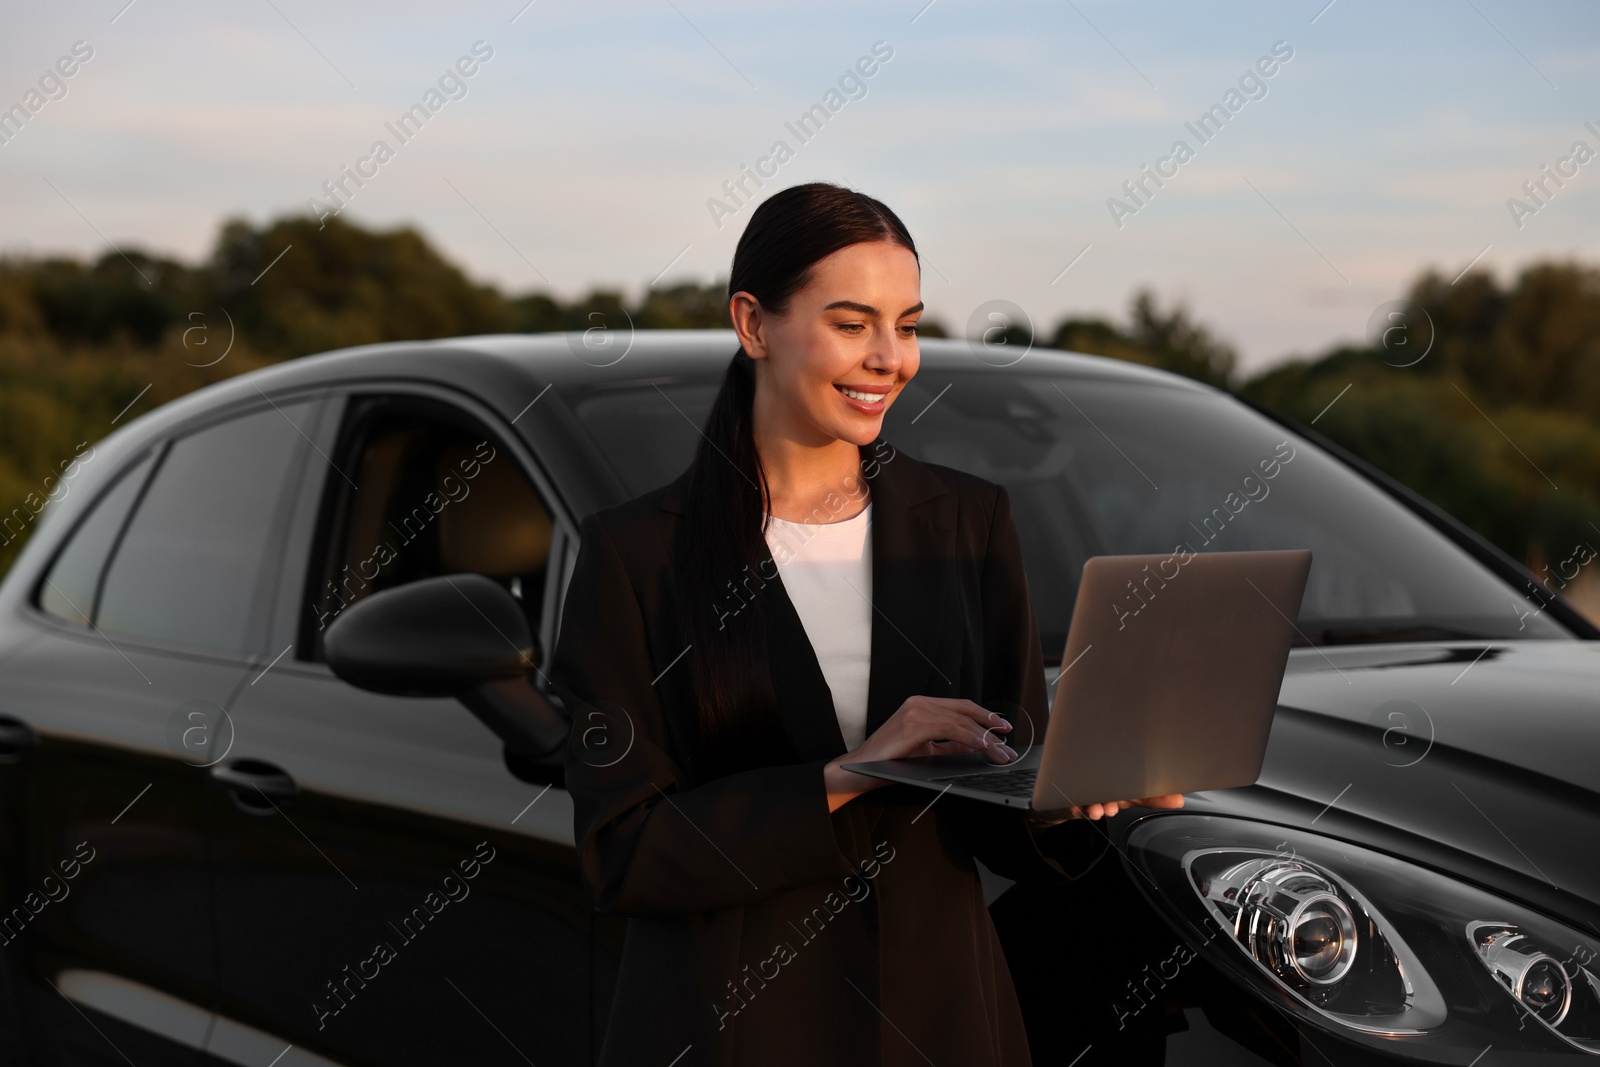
[{"xmin": 730, "ymin": 291, "xmax": 768, "ymax": 360}]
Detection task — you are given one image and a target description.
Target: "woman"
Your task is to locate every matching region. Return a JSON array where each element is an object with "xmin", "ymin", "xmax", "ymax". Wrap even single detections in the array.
[{"xmin": 549, "ymin": 182, "xmax": 1182, "ymax": 1067}]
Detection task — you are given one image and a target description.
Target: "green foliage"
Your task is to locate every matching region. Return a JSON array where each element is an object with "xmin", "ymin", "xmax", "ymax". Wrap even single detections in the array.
[
  {"xmin": 208, "ymin": 216, "xmax": 513, "ymax": 354},
  {"xmin": 1048, "ymin": 288, "xmax": 1236, "ymax": 389},
  {"xmin": 1404, "ymin": 261, "xmax": 1600, "ymax": 415},
  {"xmin": 0, "ymin": 250, "xmax": 202, "ymax": 345},
  {"xmin": 1, "ymin": 215, "xmax": 740, "ymax": 367},
  {"xmin": 0, "ymin": 332, "xmax": 277, "ymax": 574},
  {"xmin": 633, "ymin": 282, "xmax": 733, "ymax": 330},
  {"xmin": 1234, "ymin": 263, "xmax": 1600, "ymax": 569}
]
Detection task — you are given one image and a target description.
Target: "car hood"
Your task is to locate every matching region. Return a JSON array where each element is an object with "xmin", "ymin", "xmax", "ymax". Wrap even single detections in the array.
[{"xmin": 1190, "ymin": 639, "xmax": 1600, "ymax": 914}]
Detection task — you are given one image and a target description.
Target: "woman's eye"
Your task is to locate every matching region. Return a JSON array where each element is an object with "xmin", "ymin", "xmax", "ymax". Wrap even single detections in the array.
[
  {"xmin": 899, "ymin": 324, "xmax": 919, "ymax": 336},
  {"xmin": 835, "ymin": 322, "xmax": 866, "ymax": 333}
]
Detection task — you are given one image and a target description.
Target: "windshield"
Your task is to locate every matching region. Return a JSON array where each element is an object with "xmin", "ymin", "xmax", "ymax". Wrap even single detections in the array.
[{"xmin": 559, "ymin": 363, "xmax": 1570, "ymax": 657}]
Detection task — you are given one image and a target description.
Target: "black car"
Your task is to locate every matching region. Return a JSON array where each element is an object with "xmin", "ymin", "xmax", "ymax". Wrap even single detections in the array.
[{"xmin": 1, "ymin": 330, "xmax": 1595, "ymax": 1066}]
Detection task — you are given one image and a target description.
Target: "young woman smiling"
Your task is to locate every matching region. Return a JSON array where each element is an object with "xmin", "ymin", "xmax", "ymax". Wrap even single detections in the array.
[{"xmin": 549, "ymin": 183, "xmax": 1181, "ymax": 1067}]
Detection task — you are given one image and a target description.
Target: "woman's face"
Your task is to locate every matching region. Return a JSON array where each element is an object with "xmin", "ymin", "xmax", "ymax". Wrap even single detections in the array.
[{"xmin": 736, "ymin": 240, "xmax": 923, "ymax": 449}]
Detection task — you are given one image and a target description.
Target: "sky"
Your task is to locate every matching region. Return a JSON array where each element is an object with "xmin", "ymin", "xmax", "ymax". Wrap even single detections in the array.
[{"xmin": 1, "ymin": 0, "xmax": 1597, "ymax": 375}]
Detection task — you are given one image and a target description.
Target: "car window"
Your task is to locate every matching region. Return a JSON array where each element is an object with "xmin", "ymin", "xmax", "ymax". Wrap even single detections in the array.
[
  {"xmin": 558, "ymin": 367, "xmax": 1570, "ymax": 655},
  {"xmin": 889, "ymin": 373, "xmax": 1570, "ymax": 651},
  {"xmin": 95, "ymin": 402, "xmax": 314, "ymax": 654},
  {"xmin": 36, "ymin": 451, "xmax": 157, "ymax": 626},
  {"xmin": 562, "ymin": 380, "xmax": 718, "ymax": 497},
  {"xmin": 309, "ymin": 400, "xmax": 554, "ymax": 658}
]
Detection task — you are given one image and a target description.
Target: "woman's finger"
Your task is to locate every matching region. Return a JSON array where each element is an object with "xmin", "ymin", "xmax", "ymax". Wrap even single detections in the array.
[
  {"xmin": 918, "ymin": 713, "xmax": 1021, "ymax": 763},
  {"xmin": 924, "ymin": 710, "xmax": 1010, "ymax": 754},
  {"xmin": 917, "ymin": 696, "xmax": 1014, "ymax": 731},
  {"xmin": 880, "ymin": 700, "xmax": 1024, "ymax": 762},
  {"xmin": 1128, "ymin": 794, "xmax": 1184, "ymax": 809},
  {"xmin": 902, "ymin": 724, "xmax": 994, "ymax": 755}
]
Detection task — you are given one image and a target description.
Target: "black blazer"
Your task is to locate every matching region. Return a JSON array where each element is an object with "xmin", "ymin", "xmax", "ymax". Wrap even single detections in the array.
[{"xmin": 549, "ymin": 440, "xmax": 1110, "ymax": 1067}]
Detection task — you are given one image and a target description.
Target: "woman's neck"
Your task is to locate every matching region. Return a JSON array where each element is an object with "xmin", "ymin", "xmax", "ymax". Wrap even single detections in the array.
[{"xmin": 755, "ymin": 431, "xmax": 871, "ymax": 523}]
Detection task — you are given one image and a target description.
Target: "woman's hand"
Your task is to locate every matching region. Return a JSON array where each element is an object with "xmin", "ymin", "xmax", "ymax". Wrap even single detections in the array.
[
  {"xmin": 1025, "ymin": 793, "xmax": 1186, "ymax": 826},
  {"xmin": 824, "ymin": 696, "xmax": 1018, "ymax": 812}
]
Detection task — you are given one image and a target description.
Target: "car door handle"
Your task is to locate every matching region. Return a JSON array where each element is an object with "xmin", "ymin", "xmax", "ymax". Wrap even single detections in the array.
[
  {"xmin": 0, "ymin": 715, "xmax": 39, "ymax": 762},
  {"xmin": 210, "ymin": 758, "xmax": 299, "ymax": 813}
]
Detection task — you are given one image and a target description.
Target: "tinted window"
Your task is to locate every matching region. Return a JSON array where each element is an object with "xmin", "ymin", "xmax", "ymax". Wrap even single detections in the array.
[
  {"xmin": 96, "ymin": 403, "xmax": 313, "ymax": 654},
  {"xmin": 37, "ymin": 451, "xmax": 156, "ymax": 626},
  {"xmin": 563, "ymin": 380, "xmax": 717, "ymax": 496},
  {"xmin": 310, "ymin": 404, "xmax": 553, "ymax": 655},
  {"xmin": 888, "ymin": 373, "xmax": 1569, "ymax": 652},
  {"xmin": 560, "ymin": 368, "xmax": 1569, "ymax": 654}
]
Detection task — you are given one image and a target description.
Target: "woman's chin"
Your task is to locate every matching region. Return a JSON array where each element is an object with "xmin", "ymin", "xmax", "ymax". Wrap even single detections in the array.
[{"xmin": 837, "ymin": 423, "xmax": 884, "ymax": 447}]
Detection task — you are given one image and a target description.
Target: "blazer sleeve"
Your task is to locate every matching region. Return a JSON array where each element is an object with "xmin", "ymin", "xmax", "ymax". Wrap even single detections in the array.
[
  {"xmin": 955, "ymin": 482, "xmax": 1113, "ymax": 885},
  {"xmin": 549, "ymin": 511, "xmax": 866, "ymax": 918}
]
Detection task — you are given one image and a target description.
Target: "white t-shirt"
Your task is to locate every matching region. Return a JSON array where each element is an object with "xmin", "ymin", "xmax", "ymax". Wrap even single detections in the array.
[{"xmin": 762, "ymin": 503, "xmax": 873, "ymax": 750}]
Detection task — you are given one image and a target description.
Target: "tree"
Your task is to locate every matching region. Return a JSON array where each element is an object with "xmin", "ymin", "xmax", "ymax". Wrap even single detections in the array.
[
  {"xmin": 208, "ymin": 215, "xmax": 511, "ymax": 356},
  {"xmin": 1049, "ymin": 288, "xmax": 1236, "ymax": 389}
]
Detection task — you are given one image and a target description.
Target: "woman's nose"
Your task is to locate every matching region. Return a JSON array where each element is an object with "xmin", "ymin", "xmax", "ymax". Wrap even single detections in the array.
[{"xmin": 862, "ymin": 333, "xmax": 904, "ymax": 374}]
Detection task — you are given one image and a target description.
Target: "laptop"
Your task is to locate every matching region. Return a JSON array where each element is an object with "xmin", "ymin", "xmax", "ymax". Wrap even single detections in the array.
[{"xmin": 842, "ymin": 549, "xmax": 1312, "ymax": 815}]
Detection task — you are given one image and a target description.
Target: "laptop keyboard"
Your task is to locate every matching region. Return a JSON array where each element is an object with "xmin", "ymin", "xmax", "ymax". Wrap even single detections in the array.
[{"xmin": 930, "ymin": 766, "xmax": 1038, "ymax": 797}]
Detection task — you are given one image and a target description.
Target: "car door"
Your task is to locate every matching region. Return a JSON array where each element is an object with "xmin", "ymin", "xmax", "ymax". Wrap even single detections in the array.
[
  {"xmin": 0, "ymin": 397, "xmax": 325, "ymax": 1066},
  {"xmin": 201, "ymin": 385, "xmax": 595, "ymax": 1067}
]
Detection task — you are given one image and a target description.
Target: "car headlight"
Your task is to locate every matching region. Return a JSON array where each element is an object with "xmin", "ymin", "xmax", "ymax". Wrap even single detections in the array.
[
  {"xmin": 1127, "ymin": 814, "xmax": 1600, "ymax": 1059},
  {"xmin": 1469, "ymin": 922, "xmax": 1576, "ymax": 1027},
  {"xmin": 1208, "ymin": 857, "xmax": 1358, "ymax": 989}
]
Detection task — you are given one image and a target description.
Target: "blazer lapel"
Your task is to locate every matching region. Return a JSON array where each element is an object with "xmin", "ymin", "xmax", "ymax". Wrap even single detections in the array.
[
  {"xmin": 657, "ymin": 466, "xmax": 849, "ymax": 764},
  {"xmin": 656, "ymin": 440, "xmax": 958, "ymax": 765},
  {"xmin": 860, "ymin": 440, "xmax": 958, "ymax": 736},
  {"xmin": 760, "ymin": 561, "xmax": 850, "ymax": 761}
]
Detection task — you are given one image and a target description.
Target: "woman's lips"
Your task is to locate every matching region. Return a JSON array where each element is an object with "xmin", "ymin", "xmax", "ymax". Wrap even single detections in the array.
[{"xmin": 835, "ymin": 383, "xmax": 889, "ymax": 415}]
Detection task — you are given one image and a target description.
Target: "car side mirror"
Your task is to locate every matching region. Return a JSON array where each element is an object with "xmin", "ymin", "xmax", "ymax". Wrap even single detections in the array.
[{"xmin": 323, "ymin": 573, "xmax": 569, "ymax": 762}]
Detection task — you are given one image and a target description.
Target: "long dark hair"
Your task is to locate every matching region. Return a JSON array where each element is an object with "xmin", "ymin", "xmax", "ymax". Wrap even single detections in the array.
[{"xmin": 676, "ymin": 182, "xmax": 918, "ymax": 745}]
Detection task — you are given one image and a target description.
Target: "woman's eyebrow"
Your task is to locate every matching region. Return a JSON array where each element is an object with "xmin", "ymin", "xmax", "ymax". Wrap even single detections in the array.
[{"xmin": 822, "ymin": 300, "xmax": 926, "ymax": 317}]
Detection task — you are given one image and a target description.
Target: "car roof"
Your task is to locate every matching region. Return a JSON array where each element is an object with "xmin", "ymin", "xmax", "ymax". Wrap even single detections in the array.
[
  {"xmin": 97, "ymin": 329, "xmax": 1213, "ymax": 464},
  {"xmin": 205, "ymin": 329, "xmax": 1210, "ymax": 393},
  {"xmin": 438, "ymin": 330, "xmax": 1212, "ymax": 392}
]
